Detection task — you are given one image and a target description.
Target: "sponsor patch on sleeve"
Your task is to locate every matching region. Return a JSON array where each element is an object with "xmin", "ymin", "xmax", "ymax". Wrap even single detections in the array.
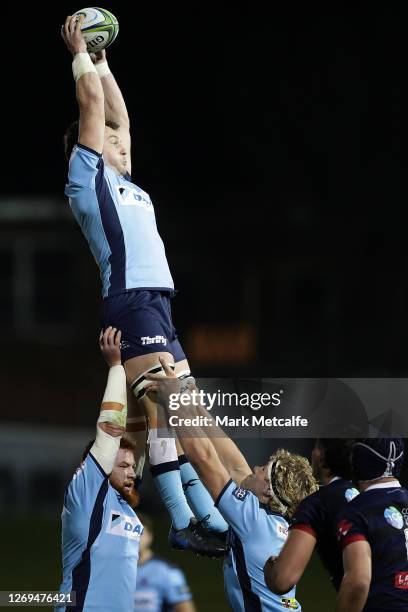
[
  {"xmin": 395, "ymin": 572, "xmax": 408, "ymax": 590},
  {"xmin": 232, "ymin": 486, "xmax": 249, "ymax": 501},
  {"xmin": 337, "ymin": 519, "xmax": 353, "ymax": 540},
  {"xmin": 281, "ymin": 597, "xmax": 300, "ymax": 609}
]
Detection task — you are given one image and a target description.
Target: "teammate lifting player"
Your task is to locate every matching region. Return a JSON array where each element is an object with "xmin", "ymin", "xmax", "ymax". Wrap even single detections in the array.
[
  {"xmin": 61, "ymin": 13, "xmax": 227, "ymax": 556},
  {"xmin": 146, "ymin": 359, "xmax": 318, "ymax": 611},
  {"xmin": 57, "ymin": 327, "xmax": 142, "ymax": 611}
]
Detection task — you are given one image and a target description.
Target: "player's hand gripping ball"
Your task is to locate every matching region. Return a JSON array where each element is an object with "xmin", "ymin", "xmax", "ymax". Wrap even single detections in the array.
[{"xmin": 73, "ymin": 7, "xmax": 119, "ymax": 53}]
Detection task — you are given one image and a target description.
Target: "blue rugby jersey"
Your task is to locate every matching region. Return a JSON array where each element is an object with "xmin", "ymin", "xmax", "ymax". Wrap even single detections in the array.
[
  {"xmin": 134, "ymin": 557, "xmax": 192, "ymax": 611},
  {"xmin": 290, "ymin": 477, "xmax": 359, "ymax": 590},
  {"xmin": 57, "ymin": 452, "xmax": 143, "ymax": 612},
  {"xmin": 337, "ymin": 482, "xmax": 408, "ymax": 612},
  {"xmin": 216, "ymin": 479, "xmax": 301, "ymax": 611},
  {"xmin": 66, "ymin": 144, "xmax": 174, "ymax": 298}
]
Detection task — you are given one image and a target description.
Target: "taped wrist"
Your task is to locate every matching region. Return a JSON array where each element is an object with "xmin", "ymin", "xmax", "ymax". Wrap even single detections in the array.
[
  {"xmin": 91, "ymin": 427, "xmax": 120, "ymax": 475},
  {"xmin": 95, "ymin": 61, "xmax": 111, "ymax": 79},
  {"xmin": 99, "ymin": 364, "xmax": 127, "ymax": 429},
  {"xmin": 72, "ymin": 52, "xmax": 97, "ymax": 82},
  {"xmin": 90, "ymin": 365, "xmax": 127, "ymax": 473}
]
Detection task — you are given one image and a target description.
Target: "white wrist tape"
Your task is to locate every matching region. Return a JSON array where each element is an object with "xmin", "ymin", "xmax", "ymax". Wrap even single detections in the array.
[
  {"xmin": 95, "ymin": 61, "xmax": 111, "ymax": 79},
  {"xmin": 90, "ymin": 365, "xmax": 127, "ymax": 474},
  {"xmin": 72, "ymin": 53, "xmax": 97, "ymax": 82},
  {"xmin": 91, "ymin": 427, "xmax": 121, "ymax": 475},
  {"xmin": 99, "ymin": 365, "xmax": 128, "ymax": 429}
]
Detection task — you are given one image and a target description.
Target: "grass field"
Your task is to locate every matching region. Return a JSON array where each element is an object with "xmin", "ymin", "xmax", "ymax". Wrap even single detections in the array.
[{"xmin": 0, "ymin": 516, "xmax": 336, "ymax": 611}]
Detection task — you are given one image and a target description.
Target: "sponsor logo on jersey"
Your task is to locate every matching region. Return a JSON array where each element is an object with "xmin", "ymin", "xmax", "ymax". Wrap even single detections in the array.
[
  {"xmin": 106, "ymin": 510, "xmax": 144, "ymax": 540},
  {"xmin": 384, "ymin": 506, "xmax": 404, "ymax": 530},
  {"xmin": 134, "ymin": 591, "xmax": 157, "ymax": 607},
  {"xmin": 395, "ymin": 572, "xmax": 408, "ymax": 590},
  {"xmin": 276, "ymin": 522, "xmax": 288, "ymax": 540},
  {"xmin": 345, "ymin": 488, "xmax": 359, "ymax": 502},
  {"xmin": 337, "ymin": 519, "xmax": 353, "ymax": 540},
  {"xmin": 116, "ymin": 185, "xmax": 154, "ymax": 211},
  {"xmin": 141, "ymin": 335, "xmax": 167, "ymax": 346},
  {"xmin": 232, "ymin": 486, "xmax": 249, "ymax": 501},
  {"xmin": 280, "ymin": 597, "xmax": 299, "ymax": 609}
]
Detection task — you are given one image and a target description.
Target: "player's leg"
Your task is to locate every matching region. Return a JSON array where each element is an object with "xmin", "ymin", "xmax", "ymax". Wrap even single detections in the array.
[
  {"xmin": 125, "ymin": 387, "xmax": 147, "ymax": 490},
  {"xmin": 124, "ymin": 352, "xmax": 194, "ymax": 532},
  {"xmin": 101, "ymin": 290, "xmax": 195, "ymax": 533},
  {"xmin": 173, "ymin": 360, "xmax": 229, "ymax": 534}
]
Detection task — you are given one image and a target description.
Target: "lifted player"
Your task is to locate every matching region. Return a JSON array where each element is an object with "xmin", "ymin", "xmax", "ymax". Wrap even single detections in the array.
[
  {"xmin": 61, "ymin": 14, "xmax": 227, "ymax": 555},
  {"xmin": 336, "ymin": 438, "xmax": 408, "ymax": 612},
  {"xmin": 264, "ymin": 438, "xmax": 359, "ymax": 594}
]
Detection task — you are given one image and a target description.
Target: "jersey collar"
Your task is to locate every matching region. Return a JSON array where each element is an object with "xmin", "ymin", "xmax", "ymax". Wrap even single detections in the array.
[
  {"xmin": 327, "ymin": 476, "xmax": 341, "ymax": 485},
  {"xmin": 365, "ymin": 480, "xmax": 401, "ymax": 492}
]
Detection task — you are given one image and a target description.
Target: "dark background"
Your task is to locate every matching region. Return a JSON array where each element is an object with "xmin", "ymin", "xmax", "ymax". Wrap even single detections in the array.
[{"xmin": 1, "ymin": 4, "xmax": 407, "ymax": 610}]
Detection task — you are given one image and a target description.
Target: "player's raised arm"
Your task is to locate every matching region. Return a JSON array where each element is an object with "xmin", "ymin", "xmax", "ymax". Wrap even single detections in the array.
[
  {"xmin": 90, "ymin": 327, "xmax": 127, "ymax": 474},
  {"xmin": 149, "ymin": 360, "xmax": 252, "ymax": 484},
  {"xmin": 194, "ymin": 402, "xmax": 252, "ymax": 484},
  {"xmin": 91, "ymin": 50, "xmax": 131, "ymax": 174},
  {"xmin": 62, "ymin": 15, "xmax": 105, "ymax": 155},
  {"xmin": 146, "ymin": 362, "xmax": 231, "ymax": 501}
]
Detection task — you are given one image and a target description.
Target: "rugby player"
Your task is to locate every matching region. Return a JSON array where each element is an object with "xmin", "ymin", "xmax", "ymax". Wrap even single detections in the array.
[
  {"xmin": 146, "ymin": 360, "xmax": 318, "ymax": 610},
  {"xmin": 264, "ymin": 438, "xmax": 358, "ymax": 594},
  {"xmin": 336, "ymin": 438, "xmax": 408, "ymax": 612},
  {"xmin": 57, "ymin": 327, "xmax": 143, "ymax": 611},
  {"xmin": 135, "ymin": 513, "xmax": 195, "ymax": 612},
  {"xmin": 61, "ymin": 14, "xmax": 228, "ymax": 554}
]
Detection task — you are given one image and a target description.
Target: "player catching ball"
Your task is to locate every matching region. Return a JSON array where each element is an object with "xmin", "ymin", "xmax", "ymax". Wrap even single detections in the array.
[{"xmin": 61, "ymin": 12, "xmax": 228, "ymax": 556}]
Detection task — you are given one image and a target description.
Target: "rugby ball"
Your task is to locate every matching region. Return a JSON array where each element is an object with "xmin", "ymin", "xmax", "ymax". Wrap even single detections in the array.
[{"xmin": 73, "ymin": 7, "xmax": 119, "ymax": 53}]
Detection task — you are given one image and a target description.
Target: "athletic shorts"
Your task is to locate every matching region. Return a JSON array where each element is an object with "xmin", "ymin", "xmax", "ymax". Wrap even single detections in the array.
[{"xmin": 100, "ymin": 289, "xmax": 186, "ymax": 363}]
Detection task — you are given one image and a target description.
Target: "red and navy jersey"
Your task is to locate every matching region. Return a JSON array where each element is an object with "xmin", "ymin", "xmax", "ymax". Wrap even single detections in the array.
[
  {"xmin": 290, "ymin": 478, "xmax": 359, "ymax": 590},
  {"xmin": 337, "ymin": 483, "xmax": 408, "ymax": 612}
]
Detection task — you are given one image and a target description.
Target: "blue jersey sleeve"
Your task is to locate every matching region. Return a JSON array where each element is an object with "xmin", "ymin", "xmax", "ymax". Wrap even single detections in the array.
[
  {"xmin": 164, "ymin": 567, "xmax": 192, "ymax": 605},
  {"xmin": 215, "ymin": 479, "xmax": 260, "ymax": 538},
  {"xmin": 64, "ymin": 452, "xmax": 108, "ymax": 515},
  {"xmin": 66, "ymin": 144, "xmax": 103, "ymax": 192}
]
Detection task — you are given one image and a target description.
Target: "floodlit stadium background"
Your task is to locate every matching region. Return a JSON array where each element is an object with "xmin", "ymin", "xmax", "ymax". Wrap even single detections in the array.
[{"xmin": 2, "ymin": 4, "xmax": 408, "ymax": 610}]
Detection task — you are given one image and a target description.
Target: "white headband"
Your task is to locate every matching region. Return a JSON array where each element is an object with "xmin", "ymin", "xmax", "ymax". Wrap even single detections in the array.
[{"xmin": 266, "ymin": 458, "xmax": 289, "ymax": 515}]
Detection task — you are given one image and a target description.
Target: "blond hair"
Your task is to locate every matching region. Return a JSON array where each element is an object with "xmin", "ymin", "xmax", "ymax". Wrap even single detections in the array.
[{"xmin": 267, "ymin": 448, "xmax": 318, "ymax": 518}]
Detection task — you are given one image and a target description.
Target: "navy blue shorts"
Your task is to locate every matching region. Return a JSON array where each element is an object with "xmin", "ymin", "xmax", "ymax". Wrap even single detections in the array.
[{"xmin": 100, "ymin": 289, "xmax": 186, "ymax": 363}]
